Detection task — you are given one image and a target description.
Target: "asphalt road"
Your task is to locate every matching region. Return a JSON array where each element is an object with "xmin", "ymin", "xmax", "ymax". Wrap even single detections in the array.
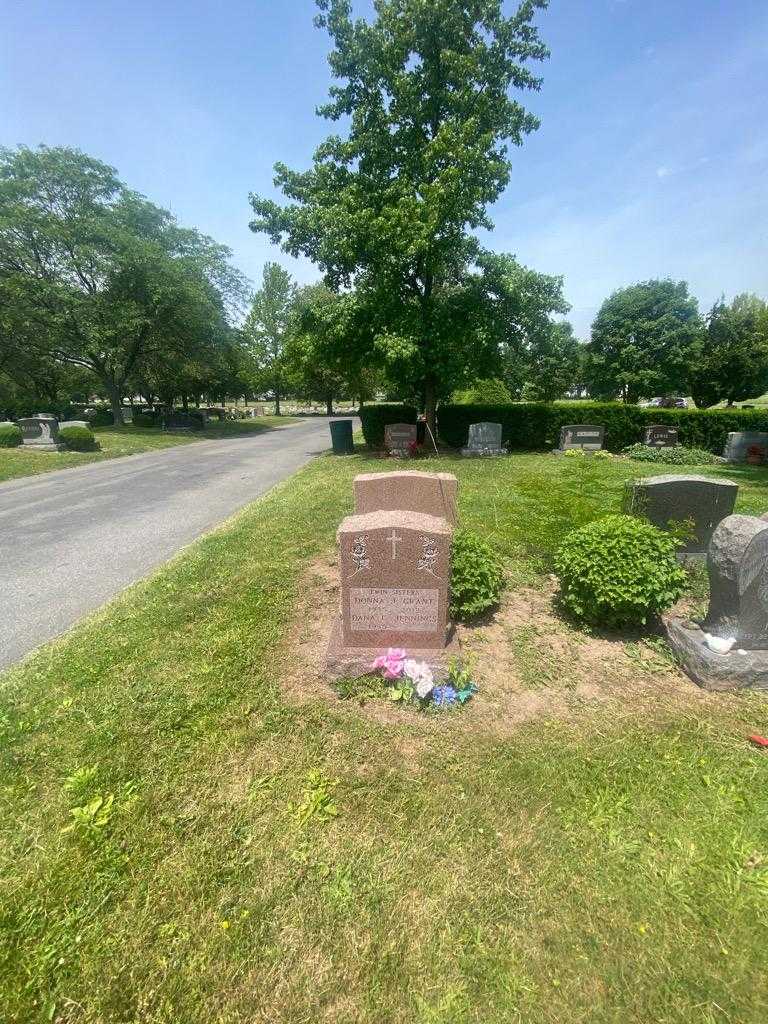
[{"xmin": 0, "ymin": 417, "xmax": 344, "ymax": 671}]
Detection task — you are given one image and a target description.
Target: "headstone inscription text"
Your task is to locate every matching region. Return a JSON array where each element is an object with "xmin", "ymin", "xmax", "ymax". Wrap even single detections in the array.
[{"xmin": 348, "ymin": 587, "xmax": 439, "ymax": 632}]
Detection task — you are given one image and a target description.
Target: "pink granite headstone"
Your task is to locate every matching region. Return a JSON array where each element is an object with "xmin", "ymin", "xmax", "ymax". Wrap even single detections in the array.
[
  {"xmin": 353, "ymin": 471, "xmax": 458, "ymax": 524},
  {"xmin": 326, "ymin": 509, "xmax": 455, "ymax": 676}
]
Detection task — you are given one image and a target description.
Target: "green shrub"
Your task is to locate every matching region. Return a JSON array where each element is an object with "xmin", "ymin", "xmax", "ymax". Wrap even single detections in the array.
[
  {"xmin": 450, "ymin": 529, "xmax": 505, "ymax": 620},
  {"xmin": 453, "ymin": 378, "xmax": 513, "ymax": 405},
  {"xmin": 359, "ymin": 404, "xmax": 418, "ymax": 447},
  {"xmin": 59, "ymin": 425, "xmax": 99, "ymax": 452},
  {"xmin": 622, "ymin": 443, "xmax": 721, "ymax": 465},
  {"xmin": 0, "ymin": 423, "xmax": 22, "ymax": 448},
  {"xmin": 437, "ymin": 401, "xmax": 768, "ymax": 453},
  {"xmin": 89, "ymin": 408, "xmax": 114, "ymax": 427},
  {"xmin": 554, "ymin": 514, "xmax": 687, "ymax": 628}
]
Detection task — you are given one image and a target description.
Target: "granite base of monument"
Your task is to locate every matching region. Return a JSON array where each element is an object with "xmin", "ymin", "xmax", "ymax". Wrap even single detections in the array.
[
  {"xmin": 325, "ymin": 618, "xmax": 460, "ymax": 679},
  {"xmin": 663, "ymin": 616, "xmax": 768, "ymax": 692}
]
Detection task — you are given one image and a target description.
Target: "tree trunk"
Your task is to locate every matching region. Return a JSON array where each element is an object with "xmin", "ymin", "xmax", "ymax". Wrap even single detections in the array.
[
  {"xmin": 182, "ymin": 393, "xmax": 189, "ymax": 412},
  {"xmin": 106, "ymin": 382, "xmax": 124, "ymax": 426},
  {"xmin": 424, "ymin": 375, "xmax": 437, "ymax": 440},
  {"xmin": 326, "ymin": 394, "xmax": 334, "ymax": 416},
  {"xmin": 275, "ymin": 388, "xmax": 281, "ymax": 416}
]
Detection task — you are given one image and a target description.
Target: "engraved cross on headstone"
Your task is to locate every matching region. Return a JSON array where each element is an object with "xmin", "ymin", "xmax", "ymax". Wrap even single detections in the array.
[{"xmin": 388, "ymin": 529, "xmax": 402, "ymax": 560}]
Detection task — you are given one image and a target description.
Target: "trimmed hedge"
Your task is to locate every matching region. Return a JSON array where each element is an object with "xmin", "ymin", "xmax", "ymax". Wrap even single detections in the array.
[
  {"xmin": 360, "ymin": 404, "xmax": 418, "ymax": 448},
  {"xmin": 0, "ymin": 423, "xmax": 22, "ymax": 448},
  {"xmin": 437, "ymin": 402, "xmax": 768, "ymax": 454},
  {"xmin": 59, "ymin": 425, "xmax": 99, "ymax": 451}
]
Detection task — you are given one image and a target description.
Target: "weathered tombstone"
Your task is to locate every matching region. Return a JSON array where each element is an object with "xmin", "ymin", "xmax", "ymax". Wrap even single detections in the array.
[
  {"xmin": 664, "ymin": 514, "xmax": 768, "ymax": 690},
  {"xmin": 384, "ymin": 422, "xmax": 417, "ymax": 457},
  {"xmin": 354, "ymin": 471, "xmax": 458, "ymax": 524},
  {"xmin": 724, "ymin": 431, "xmax": 768, "ymax": 464},
  {"xmin": 460, "ymin": 421, "xmax": 506, "ymax": 457},
  {"xmin": 625, "ymin": 474, "xmax": 738, "ymax": 558},
  {"xmin": 326, "ymin": 509, "xmax": 456, "ymax": 676},
  {"xmin": 556, "ymin": 424, "xmax": 605, "ymax": 452},
  {"xmin": 643, "ymin": 424, "xmax": 679, "ymax": 447},
  {"xmin": 17, "ymin": 415, "xmax": 64, "ymax": 452},
  {"xmin": 736, "ymin": 528, "xmax": 768, "ymax": 650},
  {"xmin": 120, "ymin": 406, "xmax": 134, "ymax": 424}
]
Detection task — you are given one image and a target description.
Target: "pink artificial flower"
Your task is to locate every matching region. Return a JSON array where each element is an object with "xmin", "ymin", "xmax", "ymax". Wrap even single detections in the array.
[{"xmin": 372, "ymin": 647, "xmax": 407, "ymax": 679}]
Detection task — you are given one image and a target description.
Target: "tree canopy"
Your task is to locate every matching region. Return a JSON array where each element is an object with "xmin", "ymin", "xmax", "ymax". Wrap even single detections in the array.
[
  {"xmin": 0, "ymin": 145, "xmax": 248, "ymax": 422},
  {"xmin": 250, "ymin": 0, "xmax": 550, "ymax": 427},
  {"xmin": 584, "ymin": 279, "xmax": 703, "ymax": 403},
  {"xmin": 690, "ymin": 294, "xmax": 768, "ymax": 408}
]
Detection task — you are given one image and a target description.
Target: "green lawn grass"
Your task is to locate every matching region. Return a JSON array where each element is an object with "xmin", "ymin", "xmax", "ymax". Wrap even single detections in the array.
[
  {"xmin": 2, "ymin": 450, "xmax": 768, "ymax": 1023},
  {"xmin": 0, "ymin": 417, "xmax": 299, "ymax": 484}
]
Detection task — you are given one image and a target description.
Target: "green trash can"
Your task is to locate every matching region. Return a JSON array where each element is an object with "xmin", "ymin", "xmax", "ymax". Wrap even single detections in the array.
[{"xmin": 329, "ymin": 418, "xmax": 354, "ymax": 454}]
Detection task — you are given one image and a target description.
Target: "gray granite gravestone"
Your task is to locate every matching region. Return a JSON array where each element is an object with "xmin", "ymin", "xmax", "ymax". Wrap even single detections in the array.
[
  {"xmin": 625, "ymin": 474, "xmax": 738, "ymax": 558},
  {"xmin": 556, "ymin": 424, "xmax": 605, "ymax": 452},
  {"xmin": 17, "ymin": 415, "xmax": 64, "ymax": 452},
  {"xmin": 643, "ymin": 424, "xmax": 679, "ymax": 447},
  {"xmin": 384, "ymin": 422, "xmax": 417, "ymax": 456},
  {"xmin": 461, "ymin": 421, "xmax": 506, "ymax": 457},
  {"xmin": 724, "ymin": 431, "xmax": 768, "ymax": 464},
  {"xmin": 163, "ymin": 410, "xmax": 203, "ymax": 431},
  {"xmin": 664, "ymin": 515, "xmax": 768, "ymax": 690}
]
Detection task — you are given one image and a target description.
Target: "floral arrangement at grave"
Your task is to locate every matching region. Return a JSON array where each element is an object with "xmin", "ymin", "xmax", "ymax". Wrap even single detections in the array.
[
  {"xmin": 407, "ymin": 439, "xmax": 426, "ymax": 458},
  {"xmin": 370, "ymin": 649, "xmax": 477, "ymax": 708}
]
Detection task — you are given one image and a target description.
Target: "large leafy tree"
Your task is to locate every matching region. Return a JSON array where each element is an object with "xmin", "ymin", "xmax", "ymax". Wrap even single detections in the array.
[
  {"xmin": 250, "ymin": 0, "xmax": 550, "ymax": 429},
  {"xmin": 584, "ymin": 280, "xmax": 703, "ymax": 403},
  {"xmin": 514, "ymin": 320, "xmax": 582, "ymax": 401},
  {"xmin": 242, "ymin": 263, "xmax": 297, "ymax": 415},
  {"xmin": 0, "ymin": 145, "xmax": 246, "ymax": 424},
  {"xmin": 690, "ymin": 294, "xmax": 768, "ymax": 408}
]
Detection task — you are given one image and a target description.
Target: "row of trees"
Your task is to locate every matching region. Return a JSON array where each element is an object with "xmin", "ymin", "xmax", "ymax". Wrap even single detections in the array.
[{"xmin": 585, "ymin": 280, "xmax": 768, "ymax": 406}]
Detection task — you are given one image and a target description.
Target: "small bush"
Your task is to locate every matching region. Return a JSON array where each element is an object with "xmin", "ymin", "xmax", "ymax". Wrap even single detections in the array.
[
  {"xmin": 622, "ymin": 443, "xmax": 720, "ymax": 465},
  {"xmin": 554, "ymin": 514, "xmax": 687, "ymax": 628},
  {"xmin": 0, "ymin": 423, "xmax": 22, "ymax": 448},
  {"xmin": 453, "ymin": 378, "xmax": 513, "ymax": 405},
  {"xmin": 59, "ymin": 425, "xmax": 99, "ymax": 452},
  {"xmin": 450, "ymin": 529, "xmax": 505, "ymax": 620},
  {"xmin": 359, "ymin": 404, "xmax": 418, "ymax": 448}
]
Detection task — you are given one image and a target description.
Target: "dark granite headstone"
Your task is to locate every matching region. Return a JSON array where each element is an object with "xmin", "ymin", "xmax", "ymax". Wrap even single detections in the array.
[
  {"xmin": 557, "ymin": 424, "xmax": 605, "ymax": 451},
  {"xmin": 461, "ymin": 421, "xmax": 505, "ymax": 457},
  {"xmin": 625, "ymin": 474, "xmax": 738, "ymax": 557},
  {"xmin": 643, "ymin": 424, "xmax": 679, "ymax": 447},
  {"xmin": 17, "ymin": 415, "xmax": 63, "ymax": 452},
  {"xmin": 163, "ymin": 411, "xmax": 202, "ymax": 431},
  {"xmin": 737, "ymin": 528, "xmax": 768, "ymax": 649},
  {"xmin": 384, "ymin": 422, "xmax": 417, "ymax": 456}
]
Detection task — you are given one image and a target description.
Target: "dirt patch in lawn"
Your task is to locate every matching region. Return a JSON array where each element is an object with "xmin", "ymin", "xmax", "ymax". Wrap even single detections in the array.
[{"xmin": 281, "ymin": 552, "xmax": 722, "ymax": 739}]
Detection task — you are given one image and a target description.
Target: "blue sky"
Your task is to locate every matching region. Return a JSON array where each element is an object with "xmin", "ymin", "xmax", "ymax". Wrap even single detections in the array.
[{"xmin": 2, "ymin": 0, "xmax": 766, "ymax": 336}]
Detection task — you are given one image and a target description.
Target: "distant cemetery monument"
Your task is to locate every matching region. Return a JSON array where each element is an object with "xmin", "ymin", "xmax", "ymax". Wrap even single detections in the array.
[
  {"xmin": 326, "ymin": 470, "xmax": 458, "ymax": 677},
  {"xmin": 384, "ymin": 423, "xmax": 418, "ymax": 457},
  {"xmin": 555, "ymin": 424, "xmax": 605, "ymax": 453},
  {"xmin": 643, "ymin": 424, "xmax": 679, "ymax": 447},
  {"xmin": 461, "ymin": 422, "xmax": 506, "ymax": 457},
  {"xmin": 624, "ymin": 474, "xmax": 738, "ymax": 559},
  {"xmin": 724, "ymin": 431, "xmax": 768, "ymax": 464},
  {"xmin": 17, "ymin": 414, "xmax": 64, "ymax": 452}
]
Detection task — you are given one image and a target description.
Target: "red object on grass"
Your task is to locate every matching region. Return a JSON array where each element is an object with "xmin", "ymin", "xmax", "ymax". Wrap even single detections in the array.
[{"xmin": 747, "ymin": 734, "xmax": 768, "ymax": 748}]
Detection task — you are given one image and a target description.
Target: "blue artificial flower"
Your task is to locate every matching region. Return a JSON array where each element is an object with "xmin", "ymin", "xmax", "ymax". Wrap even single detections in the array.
[
  {"xmin": 456, "ymin": 683, "xmax": 478, "ymax": 704},
  {"xmin": 432, "ymin": 684, "xmax": 458, "ymax": 707}
]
